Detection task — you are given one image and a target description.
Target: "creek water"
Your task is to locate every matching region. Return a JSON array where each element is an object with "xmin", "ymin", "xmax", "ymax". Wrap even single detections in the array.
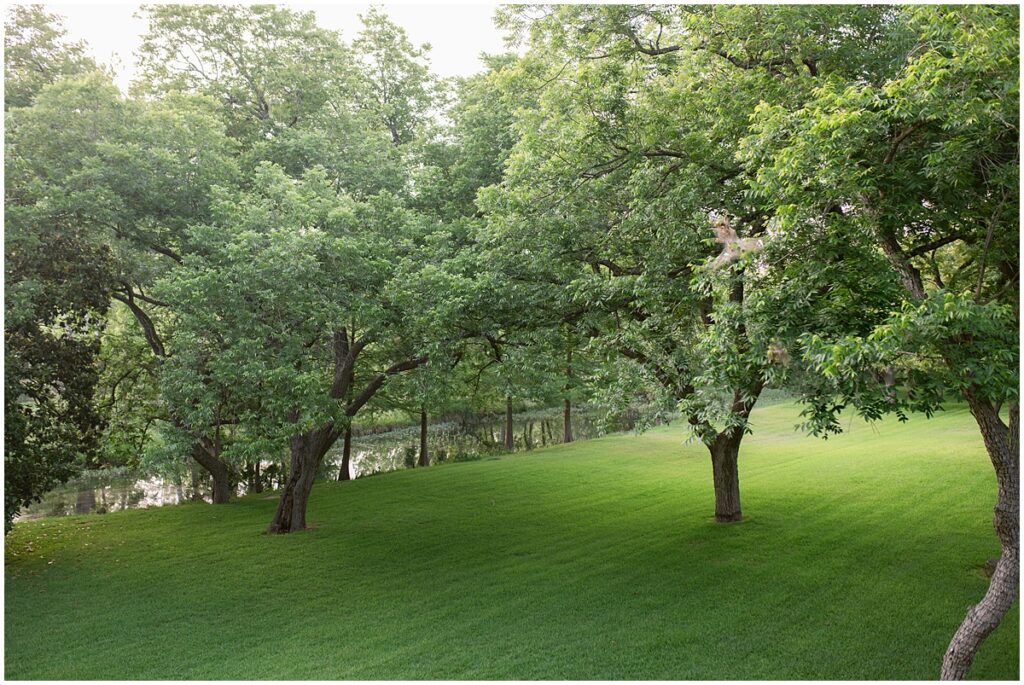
[{"xmin": 17, "ymin": 407, "xmax": 624, "ymax": 521}]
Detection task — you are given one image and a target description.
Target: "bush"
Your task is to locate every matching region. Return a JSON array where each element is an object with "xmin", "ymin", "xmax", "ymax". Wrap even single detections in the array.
[{"xmin": 452, "ymin": 451, "xmax": 481, "ymax": 463}]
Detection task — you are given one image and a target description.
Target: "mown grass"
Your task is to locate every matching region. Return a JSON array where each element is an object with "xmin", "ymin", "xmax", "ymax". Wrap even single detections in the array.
[{"xmin": 4, "ymin": 403, "xmax": 1018, "ymax": 679}]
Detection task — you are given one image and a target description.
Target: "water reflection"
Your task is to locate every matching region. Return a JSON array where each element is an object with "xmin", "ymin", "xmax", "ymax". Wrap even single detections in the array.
[
  {"xmin": 16, "ymin": 472, "xmax": 218, "ymax": 522},
  {"xmin": 19, "ymin": 407, "xmax": 643, "ymax": 522}
]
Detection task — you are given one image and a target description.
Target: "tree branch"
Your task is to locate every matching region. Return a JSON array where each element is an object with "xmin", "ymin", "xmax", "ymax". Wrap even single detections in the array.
[{"xmin": 346, "ymin": 355, "xmax": 429, "ymax": 417}]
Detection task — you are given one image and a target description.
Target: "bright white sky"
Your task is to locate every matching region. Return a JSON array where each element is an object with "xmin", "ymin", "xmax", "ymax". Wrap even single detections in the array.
[{"xmin": 43, "ymin": 2, "xmax": 514, "ymax": 91}]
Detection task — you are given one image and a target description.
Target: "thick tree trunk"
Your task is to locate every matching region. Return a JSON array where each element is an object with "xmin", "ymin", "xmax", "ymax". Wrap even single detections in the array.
[
  {"xmin": 418, "ymin": 409, "xmax": 430, "ymax": 467},
  {"xmin": 941, "ymin": 398, "xmax": 1019, "ymax": 679},
  {"xmin": 504, "ymin": 396, "xmax": 514, "ymax": 450},
  {"xmin": 709, "ymin": 432, "xmax": 743, "ymax": 522},
  {"xmin": 268, "ymin": 426, "xmax": 337, "ymax": 533},
  {"xmin": 338, "ymin": 425, "xmax": 352, "ymax": 481},
  {"xmin": 563, "ymin": 398, "xmax": 574, "ymax": 443},
  {"xmin": 191, "ymin": 441, "xmax": 232, "ymax": 504}
]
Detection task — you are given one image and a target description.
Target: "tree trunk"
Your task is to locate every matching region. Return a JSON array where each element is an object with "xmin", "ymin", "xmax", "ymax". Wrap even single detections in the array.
[
  {"xmin": 189, "ymin": 460, "xmax": 201, "ymax": 501},
  {"xmin": 504, "ymin": 396, "xmax": 515, "ymax": 450},
  {"xmin": 252, "ymin": 461, "xmax": 263, "ymax": 494},
  {"xmin": 709, "ymin": 431, "xmax": 743, "ymax": 522},
  {"xmin": 418, "ymin": 408, "xmax": 430, "ymax": 467},
  {"xmin": 525, "ymin": 421, "xmax": 534, "ymax": 450},
  {"xmin": 191, "ymin": 441, "xmax": 232, "ymax": 504},
  {"xmin": 941, "ymin": 398, "xmax": 1019, "ymax": 679},
  {"xmin": 268, "ymin": 426, "xmax": 337, "ymax": 533},
  {"xmin": 540, "ymin": 420, "xmax": 547, "ymax": 446},
  {"xmin": 338, "ymin": 425, "xmax": 352, "ymax": 481},
  {"xmin": 563, "ymin": 398, "xmax": 574, "ymax": 443}
]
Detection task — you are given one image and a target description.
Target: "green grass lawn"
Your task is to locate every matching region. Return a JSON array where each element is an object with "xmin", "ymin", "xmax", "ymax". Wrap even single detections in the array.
[{"xmin": 4, "ymin": 403, "xmax": 1019, "ymax": 679}]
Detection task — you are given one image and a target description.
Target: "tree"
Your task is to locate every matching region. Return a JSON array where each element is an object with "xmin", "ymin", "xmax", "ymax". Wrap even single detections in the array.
[
  {"xmin": 743, "ymin": 5, "xmax": 1019, "ymax": 678},
  {"xmin": 4, "ymin": 203, "xmax": 113, "ymax": 531},
  {"xmin": 411, "ymin": 53, "xmax": 520, "ymax": 221},
  {"xmin": 137, "ymin": 5, "xmax": 346, "ymax": 144},
  {"xmin": 136, "ymin": 4, "xmax": 407, "ymax": 199},
  {"xmin": 6, "ymin": 68, "xmax": 242, "ymax": 503},
  {"xmin": 4, "ymin": 4, "xmax": 97, "ymax": 110},
  {"xmin": 4, "ymin": 13, "xmax": 116, "ymax": 529},
  {"xmin": 485, "ymin": 5, "xmax": 897, "ymax": 521},
  {"xmin": 157, "ymin": 165, "xmax": 474, "ymax": 532},
  {"xmin": 352, "ymin": 7, "xmax": 436, "ymax": 146}
]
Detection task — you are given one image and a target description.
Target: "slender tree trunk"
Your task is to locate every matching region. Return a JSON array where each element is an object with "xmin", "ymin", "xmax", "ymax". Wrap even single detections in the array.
[
  {"xmin": 504, "ymin": 396, "xmax": 515, "ymax": 450},
  {"xmin": 540, "ymin": 420, "xmax": 547, "ymax": 446},
  {"xmin": 941, "ymin": 398, "xmax": 1019, "ymax": 679},
  {"xmin": 191, "ymin": 441, "xmax": 232, "ymax": 504},
  {"xmin": 268, "ymin": 426, "xmax": 337, "ymax": 533},
  {"xmin": 418, "ymin": 408, "xmax": 430, "ymax": 467},
  {"xmin": 253, "ymin": 461, "xmax": 263, "ymax": 493},
  {"xmin": 563, "ymin": 398, "xmax": 574, "ymax": 443},
  {"xmin": 338, "ymin": 425, "xmax": 352, "ymax": 481},
  {"xmin": 525, "ymin": 421, "xmax": 534, "ymax": 450},
  {"xmin": 709, "ymin": 431, "xmax": 743, "ymax": 522},
  {"xmin": 189, "ymin": 460, "xmax": 201, "ymax": 501}
]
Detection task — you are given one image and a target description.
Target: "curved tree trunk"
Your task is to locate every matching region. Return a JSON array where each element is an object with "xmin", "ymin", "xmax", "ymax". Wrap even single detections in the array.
[
  {"xmin": 338, "ymin": 425, "xmax": 352, "ymax": 481},
  {"xmin": 191, "ymin": 441, "xmax": 232, "ymax": 504},
  {"xmin": 418, "ymin": 409, "xmax": 430, "ymax": 467},
  {"xmin": 268, "ymin": 426, "xmax": 337, "ymax": 533},
  {"xmin": 709, "ymin": 431, "xmax": 744, "ymax": 522},
  {"xmin": 941, "ymin": 399, "xmax": 1019, "ymax": 679}
]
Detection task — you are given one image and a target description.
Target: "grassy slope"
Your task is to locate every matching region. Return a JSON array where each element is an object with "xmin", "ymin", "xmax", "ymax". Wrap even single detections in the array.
[{"xmin": 4, "ymin": 404, "xmax": 1019, "ymax": 680}]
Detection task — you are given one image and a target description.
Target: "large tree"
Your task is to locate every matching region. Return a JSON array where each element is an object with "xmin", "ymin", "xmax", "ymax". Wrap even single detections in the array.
[
  {"xmin": 3, "ymin": 9, "xmax": 113, "ymax": 530},
  {"xmin": 743, "ymin": 5, "xmax": 1019, "ymax": 678},
  {"xmin": 484, "ymin": 4, "xmax": 898, "ymax": 521},
  {"xmin": 7, "ymin": 69, "xmax": 241, "ymax": 503},
  {"xmin": 156, "ymin": 164, "xmax": 479, "ymax": 532}
]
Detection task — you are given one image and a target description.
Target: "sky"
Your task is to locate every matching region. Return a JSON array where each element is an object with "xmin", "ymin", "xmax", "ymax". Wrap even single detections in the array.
[{"xmin": 44, "ymin": 2, "xmax": 514, "ymax": 91}]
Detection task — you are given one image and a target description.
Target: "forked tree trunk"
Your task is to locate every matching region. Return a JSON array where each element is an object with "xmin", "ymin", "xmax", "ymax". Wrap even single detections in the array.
[
  {"xmin": 268, "ymin": 426, "xmax": 337, "ymax": 533},
  {"xmin": 191, "ymin": 441, "xmax": 232, "ymax": 504},
  {"xmin": 418, "ymin": 409, "xmax": 430, "ymax": 467},
  {"xmin": 338, "ymin": 425, "xmax": 352, "ymax": 481},
  {"xmin": 563, "ymin": 398, "xmax": 574, "ymax": 443},
  {"xmin": 709, "ymin": 431, "xmax": 743, "ymax": 522},
  {"xmin": 504, "ymin": 396, "xmax": 514, "ymax": 450},
  {"xmin": 941, "ymin": 398, "xmax": 1019, "ymax": 679}
]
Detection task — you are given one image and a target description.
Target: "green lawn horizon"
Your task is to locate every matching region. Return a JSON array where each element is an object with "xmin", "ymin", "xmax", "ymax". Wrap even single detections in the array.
[{"xmin": 4, "ymin": 403, "xmax": 1018, "ymax": 679}]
